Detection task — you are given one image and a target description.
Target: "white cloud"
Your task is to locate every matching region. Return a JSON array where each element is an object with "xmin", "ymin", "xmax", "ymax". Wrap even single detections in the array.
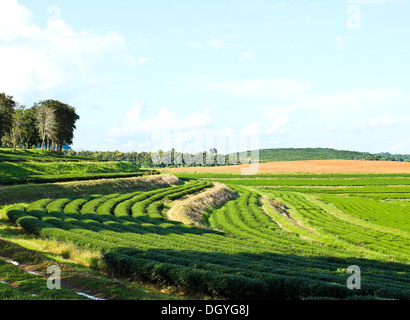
[
  {"xmin": 106, "ymin": 100, "xmax": 264, "ymax": 154},
  {"xmin": 209, "ymin": 37, "xmax": 225, "ymax": 49},
  {"xmin": 240, "ymin": 51, "xmax": 254, "ymax": 60},
  {"xmin": 187, "ymin": 41, "xmax": 205, "ymax": 48},
  {"xmin": 259, "ymin": 89, "xmax": 410, "ymax": 135},
  {"xmin": 0, "ymin": 0, "xmax": 132, "ymax": 103},
  {"xmin": 266, "ymin": 115, "xmax": 290, "ymax": 135},
  {"xmin": 347, "ymin": 0, "xmax": 405, "ymax": 3},
  {"xmin": 336, "ymin": 36, "xmax": 344, "ymax": 51},
  {"xmin": 391, "ymin": 138, "xmax": 410, "ymax": 153},
  {"xmin": 108, "ymin": 103, "xmax": 213, "ymax": 139},
  {"xmin": 259, "ymin": 107, "xmax": 292, "ymax": 135},
  {"xmin": 208, "ymin": 77, "xmax": 312, "ymax": 99},
  {"xmin": 138, "ymin": 57, "xmax": 150, "ymax": 64},
  {"xmin": 241, "ymin": 122, "xmax": 261, "ymax": 137},
  {"xmin": 0, "ymin": 0, "xmax": 34, "ymax": 41},
  {"xmin": 187, "ymin": 34, "xmax": 241, "ymax": 49},
  {"xmin": 369, "ymin": 116, "xmax": 396, "ymax": 127}
]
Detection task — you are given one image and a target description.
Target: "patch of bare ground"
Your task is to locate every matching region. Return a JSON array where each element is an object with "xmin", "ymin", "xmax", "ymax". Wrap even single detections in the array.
[
  {"xmin": 166, "ymin": 182, "xmax": 237, "ymax": 227},
  {"xmin": 137, "ymin": 174, "xmax": 180, "ymax": 189},
  {"xmin": 261, "ymin": 195, "xmax": 291, "ymax": 232},
  {"xmin": 261, "ymin": 196, "xmax": 318, "ymax": 241},
  {"xmin": 162, "ymin": 159, "xmax": 410, "ymax": 173}
]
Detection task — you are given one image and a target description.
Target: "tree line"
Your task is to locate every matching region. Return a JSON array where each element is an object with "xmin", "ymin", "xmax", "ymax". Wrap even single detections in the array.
[
  {"xmin": 64, "ymin": 147, "xmax": 410, "ymax": 169},
  {"xmin": 0, "ymin": 92, "xmax": 79, "ymax": 151},
  {"xmin": 258, "ymin": 148, "xmax": 410, "ymax": 162},
  {"xmin": 64, "ymin": 148, "xmax": 230, "ymax": 168}
]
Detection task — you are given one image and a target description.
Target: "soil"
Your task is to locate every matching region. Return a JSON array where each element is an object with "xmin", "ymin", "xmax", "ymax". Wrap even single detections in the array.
[{"xmin": 162, "ymin": 160, "xmax": 410, "ymax": 174}]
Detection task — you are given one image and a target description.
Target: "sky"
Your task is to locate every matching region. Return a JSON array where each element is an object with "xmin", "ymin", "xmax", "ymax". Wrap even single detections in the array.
[{"xmin": 0, "ymin": 0, "xmax": 409, "ymax": 155}]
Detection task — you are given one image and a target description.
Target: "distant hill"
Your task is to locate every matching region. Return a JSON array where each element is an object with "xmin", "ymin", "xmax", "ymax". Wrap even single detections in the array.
[
  {"xmin": 236, "ymin": 148, "xmax": 410, "ymax": 163},
  {"xmin": 253, "ymin": 148, "xmax": 377, "ymax": 163},
  {"xmin": 67, "ymin": 147, "xmax": 410, "ymax": 168}
]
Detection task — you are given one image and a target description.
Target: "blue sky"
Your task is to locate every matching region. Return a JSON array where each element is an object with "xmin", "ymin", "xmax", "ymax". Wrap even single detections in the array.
[{"xmin": 1, "ymin": 0, "xmax": 409, "ymax": 154}]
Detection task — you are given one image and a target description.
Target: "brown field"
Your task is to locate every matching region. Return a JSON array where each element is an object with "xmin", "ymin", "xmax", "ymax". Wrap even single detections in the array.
[{"xmin": 161, "ymin": 160, "xmax": 410, "ymax": 174}]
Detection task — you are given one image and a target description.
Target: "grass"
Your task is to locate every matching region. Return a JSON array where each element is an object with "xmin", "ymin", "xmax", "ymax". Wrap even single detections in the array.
[
  {"xmin": 4, "ymin": 178, "xmax": 409, "ymax": 300},
  {"xmin": 0, "ymin": 148, "xmax": 164, "ymax": 186},
  {"xmin": 0, "ymin": 174, "xmax": 179, "ymax": 206},
  {"xmin": 0, "ymin": 148, "xmax": 190, "ymax": 300},
  {"xmin": 0, "ymin": 212, "xmax": 182, "ymax": 300},
  {"xmin": 0, "ymin": 161, "xmax": 145, "ymax": 185},
  {"xmin": 0, "ymin": 148, "xmax": 97, "ymax": 162},
  {"xmin": 0, "ymin": 160, "xmax": 408, "ymax": 300}
]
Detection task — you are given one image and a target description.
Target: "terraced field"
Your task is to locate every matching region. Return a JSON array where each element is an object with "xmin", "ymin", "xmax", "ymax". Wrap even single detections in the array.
[
  {"xmin": 4, "ymin": 172, "xmax": 410, "ymax": 300},
  {"xmin": 0, "ymin": 148, "xmax": 152, "ymax": 185}
]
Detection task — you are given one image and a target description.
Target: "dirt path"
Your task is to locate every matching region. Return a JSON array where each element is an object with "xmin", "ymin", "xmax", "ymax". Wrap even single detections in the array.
[
  {"xmin": 260, "ymin": 195, "xmax": 319, "ymax": 242},
  {"xmin": 166, "ymin": 182, "xmax": 237, "ymax": 227},
  {"xmin": 261, "ymin": 195, "xmax": 292, "ymax": 232}
]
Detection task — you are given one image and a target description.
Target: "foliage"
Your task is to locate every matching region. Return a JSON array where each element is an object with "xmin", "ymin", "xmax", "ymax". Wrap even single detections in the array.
[
  {"xmin": 36, "ymin": 104, "xmax": 57, "ymax": 150},
  {"xmin": 0, "ymin": 92, "xmax": 79, "ymax": 151},
  {"xmin": 5, "ymin": 175, "xmax": 409, "ymax": 300},
  {"xmin": 0, "ymin": 93, "xmax": 16, "ymax": 144},
  {"xmin": 0, "ymin": 160, "xmax": 143, "ymax": 185}
]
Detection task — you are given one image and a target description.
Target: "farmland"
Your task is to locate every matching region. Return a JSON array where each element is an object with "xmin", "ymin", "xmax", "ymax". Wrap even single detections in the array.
[
  {"xmin": 162, "ymin": 159, "xmax": 410, "ymax": 174},
  {"xmin": 0, "ymin": 154, "xmax": 409, "ymax": 300},
  {"xmin": 0, "ymin": 148, "xmax": 154, "ymax": 185}
]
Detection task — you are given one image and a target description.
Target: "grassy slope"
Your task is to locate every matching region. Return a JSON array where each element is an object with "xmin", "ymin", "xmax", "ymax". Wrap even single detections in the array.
[
  {"xmin": 0, "ymin": 222, "xmax": 180, "ymax": 300},
  {"xmin": 0, "ymin": 149, "xmax": 182, "ymax": 300},
  {"xmin": 0, "ymin": 174, "xmax": 180, "ymax": 205},
  {"xmin": 0, "ymin": 148, "xmax": 97, "ymax": 162},
  {"xmin": 1, "ymin": 148, "xmax": 408, "ymax": 300},
  {"xmin": 0, "ymin": 161, "xmax": 143, "ymax": 185},
  {"xmin": 0, "ymin": 148, "xmax": 149, "ymax": 185},
  {"xmin": 6, "ymin": 178, "xmax": 408, "ymax": 300},
  {"xmin": 0, "ymin": 173, "xmax": 183, "ymax": 300}
]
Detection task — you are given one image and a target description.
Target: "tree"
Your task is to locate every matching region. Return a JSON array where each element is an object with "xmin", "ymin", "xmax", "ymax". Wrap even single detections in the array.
[
  {"xmin": 21, "ymin": 106, "xmax": 41, "ymax": 149},
  {"xmin": 36, "ymin": 105, "xmax": 57, "ymax": 150},
  {"xmin": 0, "ymin": 93, "xmax": 16, "ymax": 145},
  {"xmin": 35, "ymin": 100, "xmax": 79, "ymax": 151},
  {"xmin": 7, "ymin": 106, "xmax": 26, "ymax": 149}
]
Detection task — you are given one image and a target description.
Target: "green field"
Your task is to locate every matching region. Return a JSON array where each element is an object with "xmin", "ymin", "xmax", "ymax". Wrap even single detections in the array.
[
  {"xmin": 0, "ymin": 148, "xmax": 97, "ymax": 162},
  {"xmin": 1, "ymin": 170, "xmax": 409, "ymax": 300},
  {"xmin": 0, "ymin": 149, "xmax": 409, "ymax": 300},
  {"xmin": 0, "ymin": 148, "xmax": 153, "ymax": 185}
]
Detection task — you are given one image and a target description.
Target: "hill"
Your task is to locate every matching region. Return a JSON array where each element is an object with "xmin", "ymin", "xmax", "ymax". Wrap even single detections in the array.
[
  {"xmin": 0, "ymin": 148, "xmax": 156, "ymax": 185},
  {"xmin": 233, "ymin": 147, "xmax": 408, "ymax": 163},
  {"xmin": 253, "ymin": 148, "xmax": 378, "ymax": 162}
]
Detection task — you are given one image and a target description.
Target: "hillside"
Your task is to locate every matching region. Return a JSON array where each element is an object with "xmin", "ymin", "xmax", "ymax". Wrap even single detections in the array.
[
  {"xmin": 234, "ymin": 148, "xmax": 409, "ymax": 163},
  {"xmin": 0, "ymin": 147, "xmax": 409, "ymax": 301},
  {"xmin": 0, "ymin": 148, "xmax": 156, "ymax": 185},
  {"xmin": 67, "ymin": 147, "xmax": 410, "ymax": 169},
  {"xmin": 254, "ymin": 148, "xmax": 378, "ymax": 162},
  {"xmin": 0, "ymin": 148, "xmax": 97, "ymax": 162}
]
